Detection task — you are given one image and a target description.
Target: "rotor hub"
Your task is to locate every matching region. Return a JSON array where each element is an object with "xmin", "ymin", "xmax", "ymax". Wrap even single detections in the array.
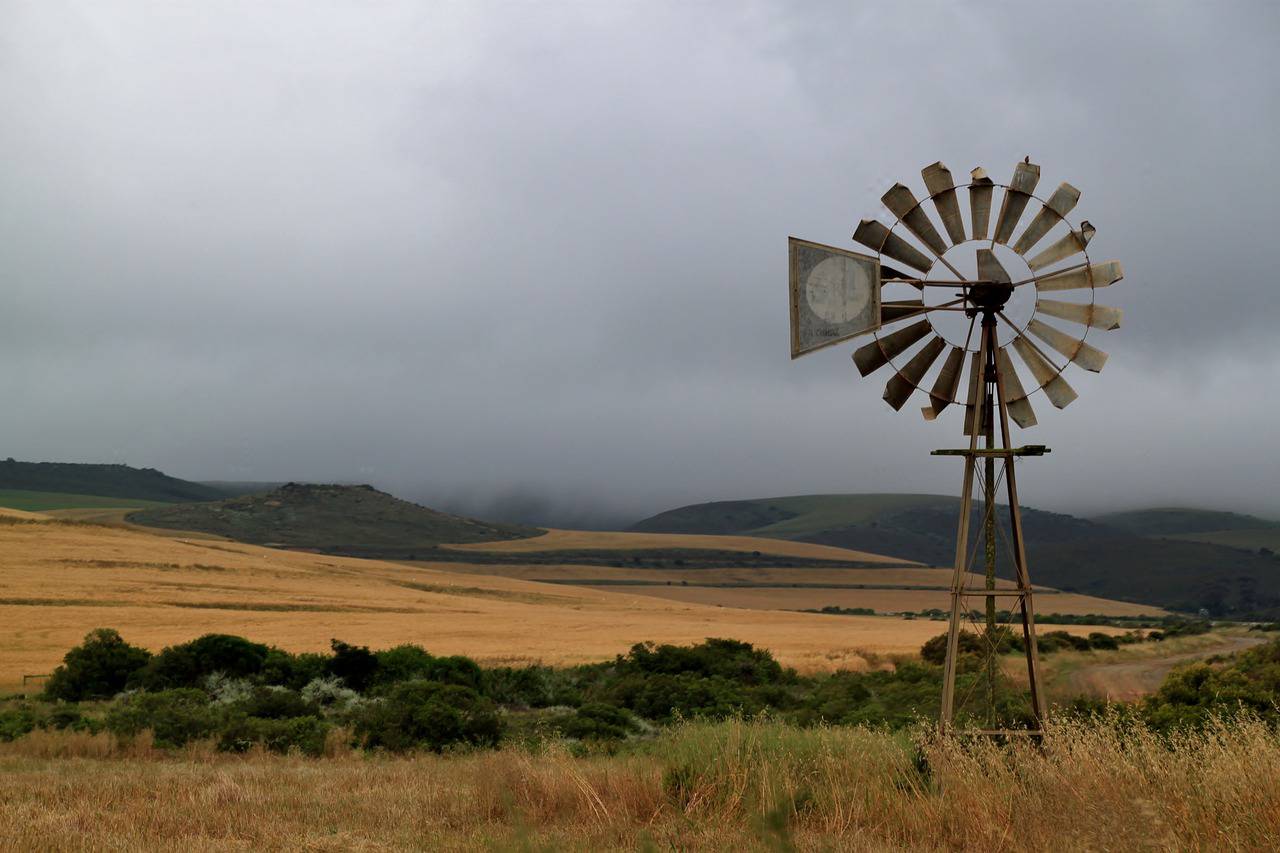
[{"xmin": 965, "ymin": 280, "xmax": 1015, "ymax": 313}]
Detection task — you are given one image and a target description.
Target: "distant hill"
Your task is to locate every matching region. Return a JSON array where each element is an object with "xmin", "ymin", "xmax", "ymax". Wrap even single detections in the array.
[
  {"xmin": 633, "ymin": 494, "xmax": 1280, "ymax": 619},
  {"xmin": 0, "ymin": 459, "xmax": 228, "ymax": 503},
  {"xmin": 1094, "ymin": 508, "xmax": 1279, "ymax": 536},
  {"xmin": 129, "ymin": 483, "xmax": 543, "ymax": 557}
]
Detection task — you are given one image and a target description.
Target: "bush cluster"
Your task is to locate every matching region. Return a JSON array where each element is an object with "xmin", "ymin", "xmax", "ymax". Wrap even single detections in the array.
[{"xmin": 19, "ymin": 628, "xmax": 1279, "ymax": 754}]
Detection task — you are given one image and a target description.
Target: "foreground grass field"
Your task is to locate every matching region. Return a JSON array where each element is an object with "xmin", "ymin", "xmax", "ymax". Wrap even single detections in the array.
[{"xmin": 1, "ymin": 717, "xmax": 1275, "ymax": 850}]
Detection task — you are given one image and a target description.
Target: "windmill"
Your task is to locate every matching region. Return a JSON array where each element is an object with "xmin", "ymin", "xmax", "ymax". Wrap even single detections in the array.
[{"xmin": 788, "ymin": 158, "xmax": 1123, "ymax": 735}]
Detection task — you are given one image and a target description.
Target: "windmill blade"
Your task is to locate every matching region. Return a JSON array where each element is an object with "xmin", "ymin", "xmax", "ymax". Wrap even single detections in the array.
[
  {"xmin": 852, "ymin": 319, "xmax": 933, "ymax": 376},
  {"xmin": 922, "ymin": 162, "xmax": 966, "ymax": 245},
  {"xmin": 995, "ymin": 346, "xmax": 1037, "ymax": 428},
  {"xmin": 969, "ymin": 167, "xmax": 994, "ymax": 241},
  {"xmin": 881, "ymin": 184, "xmax": 948, "ymax": 256},
  {"xmin": 1011, "ymin": 334, "xmax": 1078, "ymax": 408},
  {"xmin": 992, "ymin": 160, "xmax": 1041, "ymax": 245},
  {"xmin": 881, "ymin": 299, "xmax": 925, "ymax": 323},
  {"xmin": 1035, "ymin": 260, "xmax": 1124, "ymax": 292},
  {"xmin": 1027, "ymin": 318, "xmax": 1109, "ymax": 372},
  {"xmin": 922, "ymin": 346, "xmax": 965, "ymax": 420},
  {"xmin": 1012, "ymin": 182, "xmax": 1081, "ymax": 256},
  {"xmin": 853, "ymin": 219, "xmax": 935, "ymax": 274},
  {"xmin": 1035, "ymin": 298, "xmax": 1123, "ymax": 331},
  {"xmin": 1027, "ymin": 222, "xmax": 1096, "ymax": 271},
  {"xmin": 977, "ymin": 248, "xmax": 1013, "ymax": 284},
  {"xmin": 883, "ymin": 336, "xmax": 947, "ymax": 410},
  {"xmin": 963, "ymin": 350, "xmax": 984, "ymax": 436}
]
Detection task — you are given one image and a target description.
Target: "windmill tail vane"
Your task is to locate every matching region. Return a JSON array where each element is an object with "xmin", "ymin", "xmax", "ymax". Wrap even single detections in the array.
[{"xmin": 789, "ymin": 158, "xmax": 1125, "ymax": 737}]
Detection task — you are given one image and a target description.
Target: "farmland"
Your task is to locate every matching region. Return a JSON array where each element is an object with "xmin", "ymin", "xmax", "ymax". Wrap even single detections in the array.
[{"xmin": 0, "ymin": 512, "xmax": 1147, "ymax": 689}]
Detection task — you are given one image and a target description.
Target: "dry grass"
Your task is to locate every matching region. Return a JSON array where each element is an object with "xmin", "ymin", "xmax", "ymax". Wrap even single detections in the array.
[
  {"xmin": 0, "ymin": 717, "xmax": 1276, "ymax": 850},
  {"xmin": 446, "ymin": 527, "xmax": 910, "ymax": 563}
]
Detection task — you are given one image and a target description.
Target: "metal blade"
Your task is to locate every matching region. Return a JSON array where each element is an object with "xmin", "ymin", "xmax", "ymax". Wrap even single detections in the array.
[
  {"xmin": 969, "ymin": 167, "xmax": 994, "ymax": 241},
  {"xmin": 1035, "ymin": 298, "xmax": 1123, "ymax": 331},
  {"xmin": 1011, "ymin": 334, "xmax": 1078, "ymax": 408},
  {"xmin": 995, "ymin": 346, "xmax": 1037, "ymax": 428},
  {"xmin": 1012, "ymin": 182, "xmax": 1081, "ymax": 256},
  {"xmin": 1026, "ymin": 222, "xmax": 1096, "ymax": 271},
  {"xmin": 852, "ymin": 319, "xmax": 932, "ymax": 376},
  {"xmin": 1027, "ymin": 318, "xmax": 1108, "ymax": 372},
  {"xmin": 853, "ymin": 219, "xmax": 935, "ymax": 273},
  {"xmin": 922, "ymin": 162, "xmax": 966, "ymax": 245},
  {"xmin": 881, "ymin": 183, "xmax": 948, "ymax": 256},
  {"xmin": 881, "ymin": 299, "xmax": 925, "ymax": 323},
  {"xmin": 883, "ymin": 336, "xmax": 946, "ymax": 410},
  {"xmin": 1035, "ymin": 260, "xmax": 1124, "ymax": 292},
  {"xmin": 976, "ymin": 248, "xmax": 1013, "ymax": 284},
  {"xmin": 992, "ymin": 160, "xmax": 1041, "ymax": 245},
  {"xmin": 963, "ymin": 350, "xmax": 983, "ymax": 436},
  {"xmin": 922, "ymin": 346, "xmax": 965, "ymax": 420}
]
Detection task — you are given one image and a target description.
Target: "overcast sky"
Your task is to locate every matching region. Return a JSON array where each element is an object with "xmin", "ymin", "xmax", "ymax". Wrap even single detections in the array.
[{"xmin": 1, "ymin": 1, "xmax": 1277, "ymax": 526}]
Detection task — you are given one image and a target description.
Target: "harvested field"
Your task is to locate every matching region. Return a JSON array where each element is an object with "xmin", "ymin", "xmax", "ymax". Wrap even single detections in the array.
[
  {"xmin": 583, "ymin": 583, "xmax": 1164, "ymax": 618},
  {"xmin": 428, "ymin": 561, "xmax": 1167, "ymax": 618},
  {"xmin": 0, "ymin": 515, "xmax": 965, "ymax": 686},
  {"xmin": 448, "ymin": 527, "xmax": 909, "ymax": 563}
]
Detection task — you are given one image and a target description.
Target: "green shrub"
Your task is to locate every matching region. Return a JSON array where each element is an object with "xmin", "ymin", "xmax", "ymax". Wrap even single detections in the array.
[
  {"xmin": 217, "ymin": 714, "xmax": 329, "ymax": 756},
  {"xmin": 1087, "ymin": 632, "xmax": 1121, "ymax": 651},
  {"xmin": 372, "ymin": 645, "xmax": 484, "ymax": 691},
  {"xmin": 606, "ymin": 673, "xmax": 756, "ymax": 723},
  {"xmin": 43, "ymin": 628, "xmax": 152, "ymax": 701},
  {"xmin": 105, "ymin": 688, "xmax": 220, "ymax": 748},
  {"xmin": 485, "ymin": 665, "xmax": 581, "ymax": 708},
  {"xmin": 131, "ymin": 634, "xmax": 269, "ymax": 690},
  {"xmin": 0, "ymin": 706, "xmax": 36, "ymax": 742},
  {"xmin": 259, "ymin": 649, "xmax": 330, "ymax": 690},
  {"xmin": 353, "ymin": 680, "xmax": 503, "ymax": 752},
  {"xmin": 42, "ymin": 703, "xmax": 100, "ymax": 733},
  {"xmin": 327, "ymin": 640, "xmax": 379, "ymax": 691},
  {"xmin": 618, "ymin": 638, "xmax": 789, "ymax": 685},
  {"xmin": 554, "ymin": 703, "xmax": 639, "ymax": 740},
  {"xmin": 232, "ymin": 686, "xmax": 316, "ymax": 720}
]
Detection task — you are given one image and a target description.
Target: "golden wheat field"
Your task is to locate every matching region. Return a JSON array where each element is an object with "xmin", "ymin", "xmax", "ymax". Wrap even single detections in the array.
[
  {"xmin": 1, "ymin": 717, "xmax": 1277, "ymax": 851},
  {"xmin": 0, "ymin": 512, "xmax": 1147, "ymax": 688},
  {"xmin": 582, "ymin": 583, "xmax": 1165, "ymax": 617}
]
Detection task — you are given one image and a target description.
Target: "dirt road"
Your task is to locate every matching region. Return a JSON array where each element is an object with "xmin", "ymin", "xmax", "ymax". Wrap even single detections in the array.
[{"xmin": 1060, "ymin": 636, "xmax": 1264, "ymax": 701}]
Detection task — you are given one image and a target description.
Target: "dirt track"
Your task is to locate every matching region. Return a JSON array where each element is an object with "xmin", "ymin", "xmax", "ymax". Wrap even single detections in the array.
[{"xmin": 1061, "ymin": 636, "xmax": 1264, "ymax": 701}]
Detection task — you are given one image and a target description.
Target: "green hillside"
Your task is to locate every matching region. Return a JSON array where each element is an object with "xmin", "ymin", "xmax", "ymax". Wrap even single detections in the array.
[
  {"xmin": 0, "ymin": 489, "xmax": 162, "ymax": 512},
  {"xmin": 1094, "ymin": 508, "xmax": 1279, "ymax": 536},
  {"xmin": 0, "ymin": 460, "xmax": 228, "ymax": 503},
  {"xmin": 633, "ymin": 495, "xmax": 1280, "ymax": 619},
  {"xmin": 129, "ymin": 483, "xmax": 543, "ymax": 557}
]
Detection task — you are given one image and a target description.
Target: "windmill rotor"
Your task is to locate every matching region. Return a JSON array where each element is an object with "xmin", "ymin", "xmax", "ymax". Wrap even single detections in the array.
[{"xmin": 837, "ymin": 159, "xmax": 1123, "ymax": 431}]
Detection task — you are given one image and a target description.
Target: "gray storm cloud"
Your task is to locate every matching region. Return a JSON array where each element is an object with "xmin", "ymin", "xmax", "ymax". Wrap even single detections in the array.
[{"xmin": 0, "ymin": 1, "xmax": 1277, "ymax": 525}]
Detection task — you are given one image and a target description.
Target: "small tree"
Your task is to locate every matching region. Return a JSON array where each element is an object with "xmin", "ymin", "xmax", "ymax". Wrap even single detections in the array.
[{"xmin": 43, "ymin": 629, "xmax": 152, "ymax": 701}]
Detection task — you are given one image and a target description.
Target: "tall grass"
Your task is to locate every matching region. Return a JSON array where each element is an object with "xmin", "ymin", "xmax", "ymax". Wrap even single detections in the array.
[{"xmin": 1, "ymin": 716, "xmax": 1276, "ymax": 850}]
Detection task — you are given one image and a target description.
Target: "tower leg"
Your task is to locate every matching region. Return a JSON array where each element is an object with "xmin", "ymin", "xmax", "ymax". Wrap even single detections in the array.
[
  {"xmin": 939, "ymin": 323, "xmax": 988, "ymax": 732},
  {"xmin": 939, "ymin": 313, "xmax": 1047, "ymax": 734}
]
